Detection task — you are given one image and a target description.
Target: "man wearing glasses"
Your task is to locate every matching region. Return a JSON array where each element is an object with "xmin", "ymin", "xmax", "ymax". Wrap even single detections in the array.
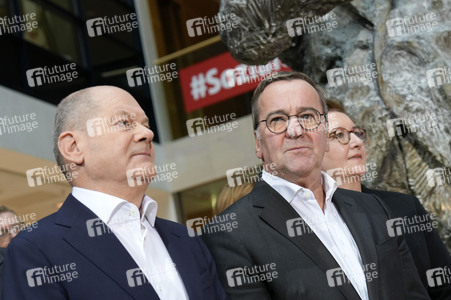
[{"xmin": 202, "ymin": 71, "xmax": 429, "ymax": 299}]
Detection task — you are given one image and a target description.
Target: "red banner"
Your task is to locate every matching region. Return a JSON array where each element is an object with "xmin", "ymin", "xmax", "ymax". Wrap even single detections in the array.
[{"xmin": 179, "ymin": 52, "xmax": 291, "ymax": 112}]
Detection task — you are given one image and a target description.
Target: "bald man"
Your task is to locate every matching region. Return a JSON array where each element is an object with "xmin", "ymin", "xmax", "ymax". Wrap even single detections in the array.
[{"xmin": 2, "ymin": 86, "xmax": 227, "ymax": 300}]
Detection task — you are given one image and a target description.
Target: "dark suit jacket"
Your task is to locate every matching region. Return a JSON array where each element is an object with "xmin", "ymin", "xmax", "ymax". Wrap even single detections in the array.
[
  {"xmin": 2, "ymin": 194, "xmax": 227, "ymax": 300},
  {"xmin": 202, "ymin": 180, "xmax": 430, "ymax": 300},
  {"xmin": 362, "ymin": 187, "xmax": 451, "ymax": 300}
]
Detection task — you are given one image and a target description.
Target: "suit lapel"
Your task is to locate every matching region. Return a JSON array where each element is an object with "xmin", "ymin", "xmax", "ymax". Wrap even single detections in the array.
[
  {"xmin": 333, "ymin": 189, "xmax": 380, "ymax": 300},
  {"xmin": 56, "ymin": 194, "xmax": 160, "ymax": 299},
  {"xmin": 155, "ymin": 219, "xmax": 200, "ymax": 299},
  {"xmin": 255, "ymin": 181, "xmax": 361, "ymax": 300}
]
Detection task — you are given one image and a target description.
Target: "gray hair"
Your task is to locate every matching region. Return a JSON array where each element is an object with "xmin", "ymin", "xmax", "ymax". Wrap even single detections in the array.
[
  {"xmin": 251, "ymin": 71, "xmax": 328, "ymax": 131},
  {"xmin": 53, "ymin": 88, "xmax": 99, "ymax": 181}
]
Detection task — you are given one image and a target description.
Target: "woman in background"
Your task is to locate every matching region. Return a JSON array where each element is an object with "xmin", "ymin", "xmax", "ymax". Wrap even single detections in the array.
[{"xmin": 321, "ymin": 101, "xmax": 451, "ymax": 299}]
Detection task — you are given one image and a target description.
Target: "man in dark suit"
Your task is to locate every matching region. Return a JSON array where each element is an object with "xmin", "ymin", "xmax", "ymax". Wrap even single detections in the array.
[
  {"xmin": 3, "ymin": 86, "xmax": 227, "ymax": 299},
  {"xmin": 202, "ymin": 71, "xmax": 430, "ymax": 299},
  {"xmin": 321, "ymin": 103, "xmax": 451, "ymax": 299}
]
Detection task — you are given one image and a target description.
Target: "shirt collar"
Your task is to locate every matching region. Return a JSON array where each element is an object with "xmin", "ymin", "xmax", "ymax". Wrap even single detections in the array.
[
  {"xmin": 261, "ymin": 170, "xmax": 338, "ymax": 204},
  {"xmin": 72, "ymin": 187, "xmax": 158, "ymax": 227},
  {"xmin": 141, "ymin": 195, "xmax": 158, "ymax": 227}
]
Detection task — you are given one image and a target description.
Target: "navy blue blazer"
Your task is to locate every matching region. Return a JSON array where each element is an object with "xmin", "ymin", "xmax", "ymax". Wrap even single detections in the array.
[
  {"xmin": 362, "ymin": 187, "xmax": 451, "ymax": 299},
  {"xmin": 2, "ymin": 194, "xmax": 227, "ymax": 300}
]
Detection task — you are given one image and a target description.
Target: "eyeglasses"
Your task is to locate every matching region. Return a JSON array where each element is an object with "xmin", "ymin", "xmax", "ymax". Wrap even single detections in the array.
[
  {"xmin": 329, "ymin": 127, "xmax": 366, "ymax": 144},
  {"xmin": 258, "ymin": 108, "xmax": 326, "ymax": 134}
]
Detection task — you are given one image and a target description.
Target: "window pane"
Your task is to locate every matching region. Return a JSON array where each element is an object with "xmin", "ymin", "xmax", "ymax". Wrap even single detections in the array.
[{"xmin": 20, "ymin": 0, "xmax": 82, "ymax": 64}]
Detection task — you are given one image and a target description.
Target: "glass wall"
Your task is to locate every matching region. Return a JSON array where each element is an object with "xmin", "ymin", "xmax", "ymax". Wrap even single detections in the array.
[
  {"xmin": 0, "ymin": 0, "xmax": 159, "ymax": 141},
  {"xmin": 151, "ymin": 0, "xmax": 254, "ymax": 140}
]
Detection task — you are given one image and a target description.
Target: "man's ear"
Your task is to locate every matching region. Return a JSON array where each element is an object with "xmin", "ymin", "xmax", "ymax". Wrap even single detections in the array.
[
  {"xmin": 58, "ymin": 131, "xmax": 84, "ymax": 165},
  {"xmin": 254, "ymin": 130, "xmax": 263, "ymax": 160}
]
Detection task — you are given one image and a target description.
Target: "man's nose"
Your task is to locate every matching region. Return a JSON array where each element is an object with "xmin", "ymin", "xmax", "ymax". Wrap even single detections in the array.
[
  {"xmin": 135, "ymin": 124, "xmax": 154, "ymax": 143},
  {"xmin": 286, "ymin": 116, "xmax": 304, "ymax": 138}
]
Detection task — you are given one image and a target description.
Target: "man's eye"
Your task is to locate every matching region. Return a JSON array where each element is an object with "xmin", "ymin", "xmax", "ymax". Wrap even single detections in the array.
[
  {"xmin": 335, "ymin": 132, "xmax": 345, "ymax": 138},
  {"xmin": 270, "ymin": 116, "xmax": 285, "ymax": 123},
  {"xmin": 117, "ymin": 120, "xmax": 130, "ymax": 127}
]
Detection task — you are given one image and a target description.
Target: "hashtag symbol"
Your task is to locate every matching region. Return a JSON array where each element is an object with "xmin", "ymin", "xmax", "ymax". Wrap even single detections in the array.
[{"xmin": 190, "ymin": 74, "xmax": 207, "ymax": 100}]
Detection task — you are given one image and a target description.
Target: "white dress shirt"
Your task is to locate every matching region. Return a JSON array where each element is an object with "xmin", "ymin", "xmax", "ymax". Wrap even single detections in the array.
[
  {"xmin": 72, "ymin": 187, "xmax": 188, "ymax": 300},
  {"xmin": 261, "ymin": 170, "xmax": 369, "ymax": 300}
]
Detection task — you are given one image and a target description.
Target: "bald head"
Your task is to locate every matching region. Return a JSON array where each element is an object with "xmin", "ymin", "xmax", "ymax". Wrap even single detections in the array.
[{"xmin": 53, "ymin": 86, "xmax": 132, "ymax": 174}]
